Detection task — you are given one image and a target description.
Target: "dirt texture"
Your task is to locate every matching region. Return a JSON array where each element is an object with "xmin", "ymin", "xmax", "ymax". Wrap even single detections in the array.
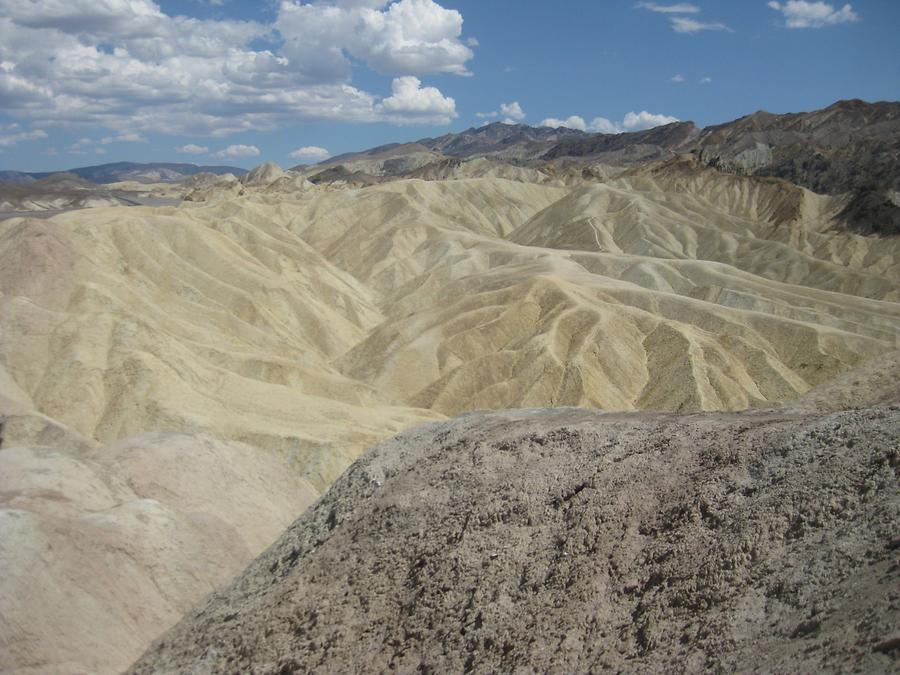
[{"xmin": 130, "ymin": 401, "xmax": 900, "ymax": 674}]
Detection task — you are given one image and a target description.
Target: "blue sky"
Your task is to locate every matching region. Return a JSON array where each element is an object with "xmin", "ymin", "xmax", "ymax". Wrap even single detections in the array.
[{"xmin": 1, "ymin": 0, "xmax": 898, "ymax": 171}]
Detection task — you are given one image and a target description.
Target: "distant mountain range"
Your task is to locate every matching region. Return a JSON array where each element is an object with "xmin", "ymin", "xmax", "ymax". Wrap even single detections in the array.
[
  {"xmin": 0, "ymin": 161, "xmax": 247, "ymax": 185},
  {"xmin": 298, "ymin": 98, "xmax": 900, "ymax": 235},
  {"xmin": 309, "ymin": 99, "xmax": 899, "ymax": 183},
  {"xmin": 2, "ymin": 100, "xmax": 897, "ymax": 233}
]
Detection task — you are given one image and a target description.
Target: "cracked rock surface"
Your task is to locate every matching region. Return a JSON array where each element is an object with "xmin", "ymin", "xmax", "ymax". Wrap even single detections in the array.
[{"xmin": 130, "ymin": 402, "xmax": 899, "ymax": 674}]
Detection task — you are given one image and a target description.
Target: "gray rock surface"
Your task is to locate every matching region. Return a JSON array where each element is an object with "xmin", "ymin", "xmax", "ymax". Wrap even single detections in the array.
[{"xmin": 130, "ymin": 399, "xmax": 899, "ymax": 673}]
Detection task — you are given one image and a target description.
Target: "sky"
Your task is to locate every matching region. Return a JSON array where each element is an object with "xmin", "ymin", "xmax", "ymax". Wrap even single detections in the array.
[{"xmin": 1, "ymin": 0, "xmax": 898, "ymax": 171}]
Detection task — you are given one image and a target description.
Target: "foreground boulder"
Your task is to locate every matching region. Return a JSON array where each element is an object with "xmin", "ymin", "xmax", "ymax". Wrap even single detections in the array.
[{"xmin": 130, "ymin": 403, "xmax": 899, "ymax": 673}]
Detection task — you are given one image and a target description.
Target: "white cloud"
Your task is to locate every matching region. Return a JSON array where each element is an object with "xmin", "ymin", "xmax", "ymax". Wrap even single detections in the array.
[
  {"xmin": 671, "ymin": 73, "xmax": 685, "ymax": 82},
  {"xmin": 466, "ymin": 36, "xmax": 479, "ymax": 46},
  {"xmin": 588, "ymin": 117, "xmax": 622, "ymax": 134},
  {"xmin": 478, "ymin": 101, "xmax": 526, "ymax": 123},
  {"xmin": 100, "ymin": 133, "xmax": 147, "ymax": 144},
  {"xmin": 499, "ymin": 101, "xmax": 526, "ymax": 121},
  {"xmin": 275, "ymin": 0, "xmax": 473, "ymax": 79},
  {"xmin": 177, "ymin": 143, "xmax": 209, "ymax": 154},
  {"xmin": 0, "ymin": 0, "xmax": 469, "ymax": 136},
  {"xmin": 541, "ymin": 110, "xmax": 679, "ymax": 134},
  {"xmin": 622, "ymin": 110, "xmax": 679, "ymax": 129},
  {"xmin": 376, "ymin": 76, "xmax": 457, "ymax": 125},
  {"xmin": 289, "ymin": 145, "xmax": 330, "ymax": 161},
  {"xmin": 767, "ymin": 1, "xmax": 858, "ymax": 28},
  {"xmin": 539, "ymin": 116, "xmax": 588, "ymax": 131},
  {"xmin": 213, "ymin": 144, "xmax": 260, "ymax": 158},
  {"xmin": 699, "ymin": 76, "xmax": 712, "ymax": 84},
  {"xmin": 636, "ymin": 2, "xmax": 701, "ymax": 13},
  {"xmin": 670, "ymin": 17, "xmax": 732, "ymax": 32},
  {"xmin": 0, "ymin": 127, "xmax": 46, "ymax": 147}
]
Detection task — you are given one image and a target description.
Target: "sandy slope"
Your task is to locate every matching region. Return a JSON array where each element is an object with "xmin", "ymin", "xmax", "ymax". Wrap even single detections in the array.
[
  {"xmin": 0, "ymin": 432, "xmax": 317, "ymax": 675},
  {"xmin": 1, "ymin": 161, "xmax": 899, "ymax": 673}
]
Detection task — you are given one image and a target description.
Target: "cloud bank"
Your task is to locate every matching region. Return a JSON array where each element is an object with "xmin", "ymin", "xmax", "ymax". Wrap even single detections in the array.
[
  {"xmin": 0, "ymin": 0, "xmax": 473, "ymax": 136},
  {"xmin": 539, "ymin": 110, "xmax": 679, "ymax": 134}
]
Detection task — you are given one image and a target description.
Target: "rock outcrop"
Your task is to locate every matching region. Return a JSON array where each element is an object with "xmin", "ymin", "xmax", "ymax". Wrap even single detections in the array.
[{"xmin": 130, "ymin": 388, "xmax": 900, "ymax": 673}]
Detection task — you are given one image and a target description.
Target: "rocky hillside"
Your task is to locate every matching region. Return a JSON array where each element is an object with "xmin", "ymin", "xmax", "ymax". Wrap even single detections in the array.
[
  {"xmin": 302, "ymin": 99, "xmax": 900, "ymax": 235},
  {"xmin": 129, "ymin": 373, "xmax": 900, "ymax": 673},
  {"xmin": 692, "ymin": 100, "xmax": 900, "ymax": 235}
]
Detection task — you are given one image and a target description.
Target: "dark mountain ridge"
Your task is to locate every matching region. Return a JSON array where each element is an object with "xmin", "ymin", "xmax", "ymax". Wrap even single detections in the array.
[
  {"xmin": 1, "ymin": 161, "xmax": 247, "ymax": 185},
  {"xmin": 302, "ymin": 99, "xmax": 900, "ymax": 235}
]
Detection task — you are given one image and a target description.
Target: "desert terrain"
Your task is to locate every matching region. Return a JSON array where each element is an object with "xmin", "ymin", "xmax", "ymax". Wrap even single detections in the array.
[{"xmin": 1, "ymin": 101, "xmax": 899, "ymax": 673}]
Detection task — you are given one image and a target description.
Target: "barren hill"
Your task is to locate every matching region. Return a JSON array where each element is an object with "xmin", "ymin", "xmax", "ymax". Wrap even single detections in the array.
[
  {"xmin": 129, "ymin": 386, "xmax": 900, "ymax": 673},
  {"xmin": 303, "ymin": 99, "xmax": 900, "ymax": 235},
  {"xmin": 2, "ymin": 99, "xmax": 900, "ymax": 674}
]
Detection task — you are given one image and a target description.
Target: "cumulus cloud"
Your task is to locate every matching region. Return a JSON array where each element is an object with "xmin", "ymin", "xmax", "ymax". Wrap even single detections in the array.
[
  {"xmin": 587, "ymin": 117, "xmax": 622, "ymax": 134},
  {"xmin": 213, "ymin": 144, "xmax": 260, "ymax": 158},
  {"xmin": 499, "ymin": 101, "xmax": 526, "ymax": 121},
  {"xmin": 275, "ymin": 0, "xmax": 473, "ymax": 79},
  {"xmin": 636, "ymin": 2, "xmax": 700, "ymax": 13},
  {"xmin": 477, "ymin": 101, "xmax": 525, "ymax": 123},
  {"xmin": 376, "ymin": 76, "xmax": 457, "ymax": 125},
  {"xmin": 0, "ymin": 127, "xmax": 46, "ymax": 147},
  {"xmin": 670, "ymin": 17, "xmax": 732, "ymax": 32},
  {"xmin": 671, "ymin": 73, "xmax": 685, "ymax": 82},
  {"xmin": 622, "ymin": 111, "xmax": 679, "ymax": 129},
  {"xmin": 289, "ymin": 145, "xmax": 330, "ymax": 161},
  {"xmin": 699, "ymin": 76, "xmax": 712, "ymax": 84},
  {"xmin": 541, "ymin": 110, "xmax": 679, "ymax": 134},
  {"xmin": 767, "ymin": 1, "xmax": 858, "ymax": 28},
  {"xmin": 0, "ymin": 0, "xmax": 469, "ymax": 136},
  {"xmin": 539, "ymin": 116, "xmax": 588, "ymax": 131},
  {"xmin": 177, "ymin": 144, "xmax": 209, "ymax": 154}
]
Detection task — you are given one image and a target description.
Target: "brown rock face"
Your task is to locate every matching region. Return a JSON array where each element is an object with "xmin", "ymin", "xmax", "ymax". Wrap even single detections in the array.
[{"xmin": 130, "ymin": 403, "xmax": 899, "ymax": 674}]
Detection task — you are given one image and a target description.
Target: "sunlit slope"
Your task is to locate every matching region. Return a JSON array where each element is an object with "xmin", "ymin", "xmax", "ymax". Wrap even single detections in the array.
[
  {"xmin": 320, "ymin": 174, "xmax": 899, "ymax": 415},
  {"xmin": 2, "ymin": 168, "xmax": 898, "ymax": 470},
  {"xmin": 511, "ymin": 158, "xmax": 900, "ymax": 299},
  {"xmin": 0, "ymin": 203, "xmax": 440, "ymax": 489},
  {"xmin": 336, "ymin": 253, "xmax": 897, "ymax": 415}
]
